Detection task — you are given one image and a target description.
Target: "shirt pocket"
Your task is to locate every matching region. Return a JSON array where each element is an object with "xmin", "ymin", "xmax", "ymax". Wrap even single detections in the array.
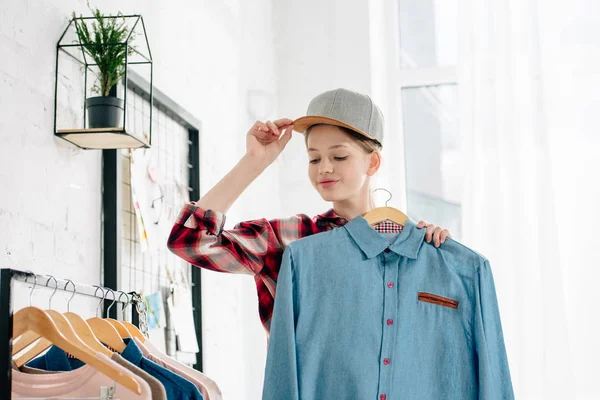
[{"xmin": 417, "ymin": 292, "xmax": 459, "ymax": 309}]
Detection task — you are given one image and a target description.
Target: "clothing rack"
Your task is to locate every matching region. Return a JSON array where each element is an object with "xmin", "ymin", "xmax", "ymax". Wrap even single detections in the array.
[{"xmin": 0, "ymin": 268, "xmax": 145, "ymax": 398}]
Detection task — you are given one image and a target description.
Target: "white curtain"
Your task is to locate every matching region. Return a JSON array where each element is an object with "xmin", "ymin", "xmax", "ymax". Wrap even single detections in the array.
[{"xmin": 459, "ymin": 0, "xmax": 600, "ymax": 398}]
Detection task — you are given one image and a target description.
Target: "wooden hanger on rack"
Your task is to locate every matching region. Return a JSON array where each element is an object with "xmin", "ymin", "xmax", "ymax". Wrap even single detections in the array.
[
  {"xmin": 12, "ymin": 306, "xmax": 141, "ymax": 394},
  {"xmin": 62, "ymin": 280, "xmax": 113, "ymax": 356},
  {"xmin": 86, "ymin": 317, "xmax": 127, "ymax": 353},
  {"xmin": 86, "ymin": 286, "xmax": 127, "ymax": 352},
  {"xmin": 12, "ymin": 330, "xmax": 41, "ymax": 355},
  {"xmin": 14, "ymin": 277, "xmax": 114, "ymax": 364},
  {"xmin": 103, "ymin": 289, "xmax": 134, "ymax": 338},
  {"xmin": 12, "ymin": 275, "xmax": 55, "ymax": 356},
  {"xmin": 363, "ymin": 188, "xmax": 409, "ymax": 226}
]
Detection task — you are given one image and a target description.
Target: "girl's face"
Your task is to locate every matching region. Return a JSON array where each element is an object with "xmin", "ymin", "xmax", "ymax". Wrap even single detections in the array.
[{"xmin": 306, "ymin": 125, "xmax": 379, "ymax": 203}]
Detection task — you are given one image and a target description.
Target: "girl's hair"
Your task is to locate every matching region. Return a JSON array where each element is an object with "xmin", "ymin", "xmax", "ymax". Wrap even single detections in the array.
[{"xmin": 305, "ymin": 124, "xmax": 383, "ymax": 154}]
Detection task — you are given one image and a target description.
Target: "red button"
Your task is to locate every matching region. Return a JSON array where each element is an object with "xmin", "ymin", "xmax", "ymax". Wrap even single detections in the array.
[
  {"xmin": 383, "ymin": 358, "xmax": 390, "ymax": 365},
  {"xmin": 387, "ymin": 282, "xmax": 394, "ymax": 288},
  {"xmin": 384, "ymin": 248, "xmax": 390, "ymax": 253},
  {"xmin": 380, "ymin": 395, "xmax": 387, "ymax": 400},
  {"xmin": 387, "ymin": 319, "xmax": 393, "ymax": 326}
]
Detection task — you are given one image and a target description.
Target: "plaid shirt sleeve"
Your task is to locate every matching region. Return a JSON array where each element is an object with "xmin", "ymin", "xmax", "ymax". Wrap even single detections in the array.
[
  {"xmin": 167, "ymin": 203, "xmax": 340, "ymax": 331},
  {"xmin": 167, "ymin": 203, "xmax": 291, "ymax": 275}
]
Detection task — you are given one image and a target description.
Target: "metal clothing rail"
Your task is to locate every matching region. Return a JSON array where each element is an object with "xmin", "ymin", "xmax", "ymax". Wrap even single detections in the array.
[{"xmin": 0, "ymin": 268, "xmax": 144, "ymax": 398}]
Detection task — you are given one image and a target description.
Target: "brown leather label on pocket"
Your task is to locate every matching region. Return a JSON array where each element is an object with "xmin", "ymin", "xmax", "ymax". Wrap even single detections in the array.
[{"xmin": 418, "ymin": 292, "xmax": 459, "ymax": 309}]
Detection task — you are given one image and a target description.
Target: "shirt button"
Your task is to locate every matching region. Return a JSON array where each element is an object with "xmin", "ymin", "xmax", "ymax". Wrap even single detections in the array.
[
  {"xmin": 384, "ymin": 248, "xmax": 390, "ymax": 253},
  {"xmin": 383, "ymin": 358, "xmax": 390, "ymax": 365},
  {"xmin": 380, "ymin": 395, "xmax": 387, "ymax": 400},
  {"xmin": 387, "ymin": 319, "xmax": 393, "ymax": 326},
  {"xmin": 387, "ymin": 282, "xmax": 394, "ymax": 288}
]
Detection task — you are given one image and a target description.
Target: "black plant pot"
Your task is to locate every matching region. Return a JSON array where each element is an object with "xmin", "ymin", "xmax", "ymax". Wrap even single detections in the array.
[{"xmin": 86, "ymin": 96, "xmax": 125, "ymax": 128}]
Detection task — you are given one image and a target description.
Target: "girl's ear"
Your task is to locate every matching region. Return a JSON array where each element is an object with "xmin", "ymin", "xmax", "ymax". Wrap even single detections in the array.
[{"xmin": 367, "ymin": 152, "xmax": 381, "ymax": 176}]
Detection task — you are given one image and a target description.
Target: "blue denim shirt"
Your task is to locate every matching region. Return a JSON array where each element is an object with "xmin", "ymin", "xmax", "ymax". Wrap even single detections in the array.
[
  {"xmin": 263, "ymin": 217, "xmax": 514, "ymax": 400},
  {"xmin": 27, "ymin": 338, "xmax": 203, "ymax": 400}
]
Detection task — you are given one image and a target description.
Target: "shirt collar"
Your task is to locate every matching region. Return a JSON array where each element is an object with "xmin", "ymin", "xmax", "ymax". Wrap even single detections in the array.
[
  {"xmin": 121, "ymin": 338, "xmax": 144, "ymax": 366},
  {"xmin": 32, "ymin": 345, "xmax": 84, "ymax": 371},
  {"xmin": 45, "ymin": 345, "xmax": 74, "ymax": 371},
  {"xmin": 344, "ymin": 216, "xmax": 425, "ymax": 259},
  {"xmin": 316, "ymin": 209, "xmax": 348, "ymax": 225}
]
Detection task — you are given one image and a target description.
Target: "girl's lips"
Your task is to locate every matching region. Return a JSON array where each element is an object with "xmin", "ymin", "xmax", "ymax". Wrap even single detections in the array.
[{"xmin": 319, "ymin": 180, "xmax": 339, "ymax": 189}]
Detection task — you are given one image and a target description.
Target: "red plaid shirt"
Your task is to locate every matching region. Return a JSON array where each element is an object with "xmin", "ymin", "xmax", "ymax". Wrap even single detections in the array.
[{"xmin": 167, "ymin": 203, "xmax": 403, "ymax": 333}]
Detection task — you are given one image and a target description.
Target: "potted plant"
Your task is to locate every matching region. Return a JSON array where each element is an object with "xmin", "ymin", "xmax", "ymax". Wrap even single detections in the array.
[{"xmin": 72, "ymin": 7, "xmax": 134, "ymax": 128}]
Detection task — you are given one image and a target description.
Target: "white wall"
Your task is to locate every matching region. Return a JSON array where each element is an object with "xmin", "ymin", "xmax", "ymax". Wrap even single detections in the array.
[{"xmin": 0, "ymin": 0, "xmax": 104, "ymax": 291}]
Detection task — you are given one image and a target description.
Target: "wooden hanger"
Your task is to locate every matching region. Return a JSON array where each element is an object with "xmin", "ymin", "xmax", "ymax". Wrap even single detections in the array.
[
  {"xmin": 363, "ymin": 207, "xmax": 409, "ymax": 226},
  {"xmin": 106, "ymin": 319, "xmax": 133, "ymax": 337},
  {"xmin": 12, "ymin": 330, "xmax": 42, "ymax": 355},
  {"xmin": 64, "ymin": 312, "xmax": 113, "ymax": 356},
  {"xmin": 104, "ymin": 289, "xmax": 133, "ymax": 338},
  {"xmin": 15, "ymin": 309, "xmax": 113, "ymax": 365},
  {"xmin": 12, "ymin": 275, "xmax": 60, "ymax": 355},
  {"xmin": 12, "ymin": 306, "xmax": 141, "ymax": 394},
  {"xmin": 121, "ymin": 321, "xmax": 146, "ymax": 342},
  {"xmin": 86, "ymin": 317, "xmax": 127, "ymax": 353},
  {"xmin": 87, "ymin": 286, "xmax": 127, "ymax": 352},
  {"xmin": 62, "ymin": 280, "xmax": 114, "ymax": 356},
  {"xmin": 62, "ymin": 280, "xmax": 113, "ymax": 356},
  {"xmin": 15, "ymin": 278, "xmax": 114, "ymax": 364},
  {"xmin": 363, "ymin": 188, "xmax": 409, "ymax": 226}
]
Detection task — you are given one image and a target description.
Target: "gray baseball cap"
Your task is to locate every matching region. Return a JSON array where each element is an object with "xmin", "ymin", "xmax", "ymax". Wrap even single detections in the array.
[{"xmin": 293, "ymin": 88, "xmax": 384, "ymax": 144}]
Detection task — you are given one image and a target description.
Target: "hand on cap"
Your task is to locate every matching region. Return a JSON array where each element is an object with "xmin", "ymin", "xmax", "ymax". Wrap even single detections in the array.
[{"xmin": 246, "ymin": 118, "xmax": 295, "ymax": 168}]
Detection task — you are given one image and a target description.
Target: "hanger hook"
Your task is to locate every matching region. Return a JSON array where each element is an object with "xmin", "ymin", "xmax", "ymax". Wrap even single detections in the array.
[
  {"xmin": 372, "ymin": 188, "xmax": 393, "ymax": 207},
  {"xmin": 105, "ymin": 288, "xmax": 117, "ymax": 318},
  {"xmin": 26, "ymin": 271, "xmax": 37, "ymax": 307},
  {"xmin": 93, "ymin": 286, "xmax": 105, "ymax": 317},
  {"xmin": 64, "ymin": 279, "xmax": 76, "ymax": 312},
  {"xmin": 118, "ymin": 291, "xmax": 131, "ymax": 314},
  {"xmin": 45, "ymin": 275, "xmax": 58, "ymax": 309}
]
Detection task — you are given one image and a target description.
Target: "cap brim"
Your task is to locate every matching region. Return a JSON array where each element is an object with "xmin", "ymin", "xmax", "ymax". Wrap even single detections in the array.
[{"xmin": 293, "ymin": 116, "xmax": 378, "ymax": 141}]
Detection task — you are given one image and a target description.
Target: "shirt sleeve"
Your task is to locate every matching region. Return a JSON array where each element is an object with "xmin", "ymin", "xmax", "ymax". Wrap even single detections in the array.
[
  {"xmin": 166, "ymin": 203, "xmax": 285, "ymax": 275},
  {"xmin": 262, "ymin": 246, "xmax": 299, "ymax": 400},
  {"xmin": 474, "ymin": 260, "xmax": 515, "ymax": 399}
]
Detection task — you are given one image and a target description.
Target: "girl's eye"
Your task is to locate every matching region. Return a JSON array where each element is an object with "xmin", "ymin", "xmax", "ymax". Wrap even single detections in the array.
[
  {"xmin": 309, "ymin": 159, "xmax": 320, "ymax": 164},
  {"xmin": 334, "ymin": 156, "xmax": 348, "ymax": 161}
]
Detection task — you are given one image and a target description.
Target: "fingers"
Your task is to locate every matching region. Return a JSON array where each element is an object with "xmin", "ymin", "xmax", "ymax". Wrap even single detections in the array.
[
  {"xmin": 441, "ymin": 229, "xmax": 451, "ymax": 242},
  {"xmin": 256, "ymin": 120, "xmax": 290, "ymax": 137},
  {"xmin": 278, "ymin": 124, "xmax": 295, "ymax": 150},
  {"xmin": 254, "ymin": 121, "xmax": 268, "ymax": 132},
  {"xmin": 274, "ymin": 118, "xmax": 294, "ymax": 128},
  {"xmin": 424, "ymin": 224, "xmax": 434, "ymax": 244},
  {"xmin": 266, "ymin": 120, "xmax": 280, "ymax": 136},
  {"xmin": 419, "ymin": 222, "xmax": 449, "ymax": 248},
  {"xmin": 431, "ymin": 227, "xmax": 451, "ymax": 247},
  {"xmin": 432, "ymin": 227, "xmax": 443, "ymax": 248}
]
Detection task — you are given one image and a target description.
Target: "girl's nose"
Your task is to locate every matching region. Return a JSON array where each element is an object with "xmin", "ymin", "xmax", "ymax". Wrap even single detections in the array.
[{"xmin": 319, "ymin": 160, "xmax": 333, "ymax": 174}]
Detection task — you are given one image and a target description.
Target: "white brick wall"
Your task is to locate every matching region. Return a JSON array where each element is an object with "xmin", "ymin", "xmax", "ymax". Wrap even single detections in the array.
[{"xmin": 0, "ymin": 0, "xmax": 103, "ymax": 286}]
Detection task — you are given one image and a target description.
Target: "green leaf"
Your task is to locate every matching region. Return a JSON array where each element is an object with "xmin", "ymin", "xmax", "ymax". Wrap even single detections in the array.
[{"xmin": 71, "ymin": 7, "xmax": 138, "ymax": 97}]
